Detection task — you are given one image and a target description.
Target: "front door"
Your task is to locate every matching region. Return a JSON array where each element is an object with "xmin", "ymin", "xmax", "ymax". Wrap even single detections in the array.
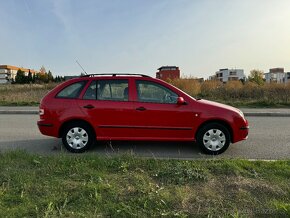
[{"xmin": 132, "ymin": 80, "xmax": 194, "ymax": 140}]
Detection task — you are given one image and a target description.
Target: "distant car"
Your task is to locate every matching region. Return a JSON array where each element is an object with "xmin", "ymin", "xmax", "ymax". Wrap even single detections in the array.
[{"xmin": 38, "ymin": 74, "xmax": 249, "ymax": 154}]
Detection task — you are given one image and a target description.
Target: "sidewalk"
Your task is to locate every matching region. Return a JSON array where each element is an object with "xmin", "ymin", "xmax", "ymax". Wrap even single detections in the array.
[
  {"xmin": 240, "ymin": 108, "xmax": 290, "ymax": 117},
  {"xmin": 1, "ymin": 106, "xmax": 290, "ymax": 117},
  {"xmin": 0, "ymin": 106, "xmax": 38, "ymax": 114}
]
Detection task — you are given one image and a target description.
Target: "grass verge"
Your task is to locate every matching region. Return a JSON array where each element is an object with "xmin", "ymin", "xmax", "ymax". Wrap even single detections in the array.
[
  {"xmin": 0, "ymin": 151, "xmax": 289, "ymax": 217},
  {"xmin": 2, "ymin": 82, "xmax": 290, "ymax": 108},
  {"xmin": 0, "ymin": 83, "xmax": 57, "ymax": 106},
  {"xmin": 211, "ymin": 100, "xmax": 290, "ymax": 108}
]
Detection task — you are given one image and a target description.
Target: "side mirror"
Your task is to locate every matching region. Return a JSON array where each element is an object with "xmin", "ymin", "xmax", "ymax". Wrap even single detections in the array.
[{"xmin": 177, "ymin": 97, "xmax": 186, "ymax": 105}]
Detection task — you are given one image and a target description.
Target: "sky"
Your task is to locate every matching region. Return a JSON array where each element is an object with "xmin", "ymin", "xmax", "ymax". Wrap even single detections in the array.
[{"xmin": 0, "ymin": 0, "xmax": 290, "ymax": 78}]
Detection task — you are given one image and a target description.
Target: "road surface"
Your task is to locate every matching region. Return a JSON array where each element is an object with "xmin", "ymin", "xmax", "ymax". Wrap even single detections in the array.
[{"xmin": 0, "ymin": 114, "xmax": 289, "ymax": 160}]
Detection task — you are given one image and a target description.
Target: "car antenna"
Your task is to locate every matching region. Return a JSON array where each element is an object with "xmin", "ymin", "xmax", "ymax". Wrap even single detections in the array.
[{"xmin": 75, "ymin": 60, "xmax": 88, "ymax": 75}]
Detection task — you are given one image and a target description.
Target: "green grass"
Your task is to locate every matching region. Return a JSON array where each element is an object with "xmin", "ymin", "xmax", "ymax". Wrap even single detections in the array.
[{"xmin": 0, "ymin": 151, "xmax": 289, "ymax": 217}]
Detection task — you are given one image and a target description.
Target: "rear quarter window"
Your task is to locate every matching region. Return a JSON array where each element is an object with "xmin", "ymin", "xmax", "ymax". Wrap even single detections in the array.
[{"xmin": 56, "ymin": 81, "xmax": 87, "ymax": 99}]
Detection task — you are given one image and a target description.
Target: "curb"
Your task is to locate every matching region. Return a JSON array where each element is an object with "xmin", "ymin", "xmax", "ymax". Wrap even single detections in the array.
[
  {"xmin": 0, "ymin": 110, "xmax": 38, "ymax": 115},
  {"xmin": 1, "ymin": 110, "xmax": 290, "ymax": 117},
  {"xmin": 244, "ymin": 112, "xmax": 290, "ymax": 117}
]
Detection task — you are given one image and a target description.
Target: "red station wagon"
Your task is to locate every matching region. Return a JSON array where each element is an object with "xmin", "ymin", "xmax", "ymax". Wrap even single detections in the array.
[{"xmin": 38, "ymin": 74, "xmax": 249, "ymax": 154}]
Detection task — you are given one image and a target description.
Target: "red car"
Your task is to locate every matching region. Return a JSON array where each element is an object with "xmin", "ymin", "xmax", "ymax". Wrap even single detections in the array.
[{"xmin": 38, "ymin": 74, "xmax": 249, "ymax": 154}]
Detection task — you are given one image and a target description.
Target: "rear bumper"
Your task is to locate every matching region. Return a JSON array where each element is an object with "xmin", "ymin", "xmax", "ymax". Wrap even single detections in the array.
[{"xmin": 37, "ymin": 120, "xmax": 59, "ymax": 137}]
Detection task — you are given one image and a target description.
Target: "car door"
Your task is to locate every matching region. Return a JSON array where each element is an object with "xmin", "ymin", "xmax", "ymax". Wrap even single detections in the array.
[
  {"xmin": 132, "ymin": 79, "xmax": 195, "ymax": 140},
  {"xmin": 78, "ymin": 78, "xmax": 135, "ymax": 140}
]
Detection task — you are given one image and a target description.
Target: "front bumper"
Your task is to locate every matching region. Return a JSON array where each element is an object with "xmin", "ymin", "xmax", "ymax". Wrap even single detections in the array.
[{"xmin": 232, "ymin": 117, "xmax": 249, "ymax": 143}]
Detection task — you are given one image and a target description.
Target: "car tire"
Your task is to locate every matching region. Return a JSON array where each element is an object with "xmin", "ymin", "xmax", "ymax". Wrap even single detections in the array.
[
  {"xmin": 62, "ymin": 122, "xmax": 95, "ymax": 153},
  {"xmin": 196, "ymin": 123, "xmax": 230, "ymax": 155}
]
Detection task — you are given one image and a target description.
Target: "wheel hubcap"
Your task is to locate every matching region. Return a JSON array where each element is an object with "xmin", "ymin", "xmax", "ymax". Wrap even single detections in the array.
[
  {"xmin": 66, "ymin": 127, "xmax": 88, "ymax": 149},
  {"xmin": 203, "ymin": 129, "xmax": 226, "ymax": 151}
]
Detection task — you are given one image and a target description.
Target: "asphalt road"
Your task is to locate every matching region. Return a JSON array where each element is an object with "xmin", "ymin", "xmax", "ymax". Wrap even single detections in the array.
[{"xmin": 0, "ymin": 114, "xmax": 289, "ymax": 160}]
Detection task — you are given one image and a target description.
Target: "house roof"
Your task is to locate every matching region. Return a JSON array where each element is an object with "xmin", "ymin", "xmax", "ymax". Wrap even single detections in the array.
[
  {"xmin": 0, "ymin": 65, "xmax": 38, "ymax": 74},
  {"xmin": 157, "ymin": 66, "xmax": 179, "ymax": 70}
]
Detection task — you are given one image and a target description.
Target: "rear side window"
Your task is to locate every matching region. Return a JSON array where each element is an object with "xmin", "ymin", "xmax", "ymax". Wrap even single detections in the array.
[
  {"xmin": 56, "ymin": 81, "xmax": 87, "ymax": 99},
  {"xmin": 83, "ymin": 81, "xmax": 97, "ymax": 100},
  {"xmin": 97, "ymin": 80, "xmax": 128, "ymax": 101}
]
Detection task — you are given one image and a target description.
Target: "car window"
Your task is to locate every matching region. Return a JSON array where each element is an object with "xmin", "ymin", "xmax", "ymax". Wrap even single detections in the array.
[
  {"xmin": 83, "ymin": 81, "xmax": 97, "ymax": 100},
  {"xmin": 136, "ymin": 80, "xmax": 178, "ymax": 104},
  {"xmin": 97, "ymin": 80, "xmax": 129, "ymax": 101},
  {"xmin": 56, "ymin": 81, "xmax": 87, "ymax": 99}
]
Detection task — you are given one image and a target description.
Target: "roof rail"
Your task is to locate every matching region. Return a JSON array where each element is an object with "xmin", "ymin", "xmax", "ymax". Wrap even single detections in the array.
[{"xmin": 80, "ymin": 73, "xmax": 151, "ymax": 78}]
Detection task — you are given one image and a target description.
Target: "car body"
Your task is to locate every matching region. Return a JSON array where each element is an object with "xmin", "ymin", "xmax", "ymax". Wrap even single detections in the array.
[{"xmin": 38, "ymin": 74, "xmax": 249, "ymax": 154}]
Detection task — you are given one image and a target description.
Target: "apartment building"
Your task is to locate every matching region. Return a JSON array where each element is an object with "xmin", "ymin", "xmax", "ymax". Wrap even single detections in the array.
[
  {"xmin": 264, "ymin": 68, "xmax": 288, "ymax": 83},
  {"xmin": 213, "ymin": 68, "xmax": 246, "ymax": 83},
  {"xmin": 0, "ymin": 65, "xmax": 38, "ymax": 84}
]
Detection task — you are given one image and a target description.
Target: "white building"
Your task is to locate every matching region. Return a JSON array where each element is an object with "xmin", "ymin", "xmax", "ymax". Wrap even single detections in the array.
[
  {"xmin": 0, "ymin": 71, "xmax": 9, "ymax": 84},
  {"xmin": 0, "ymin": 65, "xmax": 38, "ymax": 84},
  {"xmin": 264, "ymin": 68, "xmax": 287, "ymax": 83},
  {"xmin": 214, "ymin": 68, "xmax": 246, "ymax": 83}
]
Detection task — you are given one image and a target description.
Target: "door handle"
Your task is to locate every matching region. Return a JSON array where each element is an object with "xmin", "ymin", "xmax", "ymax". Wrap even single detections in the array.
[
  {"xmin": 83, "ymin": 104, "xmax": 95, "ymax": 109},
  {"xmin": 136, "ymin": 107, "xmax": 146, "ymax": 111}
]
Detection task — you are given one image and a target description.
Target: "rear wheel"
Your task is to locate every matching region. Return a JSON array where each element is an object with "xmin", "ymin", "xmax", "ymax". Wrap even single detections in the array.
[
  {"xmin": 62, "ymin": 122, "xmax": 95, "ymax": 153},
  {"xmin": 196, "ymin": 123, "xmax": 230, "ymax": 155}
]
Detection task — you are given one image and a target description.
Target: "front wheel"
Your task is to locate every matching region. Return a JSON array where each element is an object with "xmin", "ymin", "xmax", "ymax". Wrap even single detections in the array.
[
  {"xmin": 62, "ymin": 123, "xmax": 95, "ymax": 153},
  {"xmin": 196, "ymin": 123, "xmax": 230, "ymax": 155}
]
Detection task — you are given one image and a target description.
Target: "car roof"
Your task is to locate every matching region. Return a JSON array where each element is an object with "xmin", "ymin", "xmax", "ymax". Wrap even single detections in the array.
[
  {"xmin": 80, "ymin": 73, "xmax": 151, "ymax": 78},
  {"xmin": 65, "ymin": 73, "xmax": 154, "ymax": 83}
]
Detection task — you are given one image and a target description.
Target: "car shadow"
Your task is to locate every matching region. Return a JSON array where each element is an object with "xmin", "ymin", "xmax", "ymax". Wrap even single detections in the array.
[
  {"xmin": 1, "ymin": 138, "xmax": 235, "ymax": 159},
  {"xmin": 0, "ymin": 138, "xmax": 62, "ymax": 154},
  {"xmin": 90, "ymin": 140, "xmax": 207, "ymax": 159},
  {"xmin": 0, "ymin": 138, "xmax": 207, "ymax": 158}
]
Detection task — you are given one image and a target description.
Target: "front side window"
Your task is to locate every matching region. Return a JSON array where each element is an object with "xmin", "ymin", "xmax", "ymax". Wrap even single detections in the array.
[
  {"xmin": 56, "ymin": 81, "xmax": 87, "ymax": 99},
  {"xmin": 136, "ymin": 80, "xmax": 178, "ymax": 104},
  {"xmin": 97, "ymin": 80, "xmax": 129, "ymax": 101}
]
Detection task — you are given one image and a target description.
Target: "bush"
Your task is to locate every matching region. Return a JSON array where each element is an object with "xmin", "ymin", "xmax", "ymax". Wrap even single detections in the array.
[
  {"xmin": 0, "ymin": 83, "xmax": 58, "ymax": 105},
  {"xmin": 167, "ymin": 78, "xmax": 290, "ymax": 106},
  {"xmin": 167, "ymin": 78, "xmax": 201, "ymax": 97}
]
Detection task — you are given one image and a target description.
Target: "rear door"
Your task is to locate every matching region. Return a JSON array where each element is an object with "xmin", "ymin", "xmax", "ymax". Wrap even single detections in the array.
[{"xmin": 78, "ymin": 78, "xmax": 135, "ymax": 140}]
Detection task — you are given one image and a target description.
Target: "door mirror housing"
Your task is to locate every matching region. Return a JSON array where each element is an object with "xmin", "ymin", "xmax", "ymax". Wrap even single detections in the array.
[{"xmin": 177, "ymin": 97, "xmax": 186, "ymax": 105}]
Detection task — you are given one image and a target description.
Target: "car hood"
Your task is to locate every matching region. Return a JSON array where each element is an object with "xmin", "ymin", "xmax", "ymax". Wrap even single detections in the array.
[{"xmin": 196, "ymin": 99, "xmax": 241, "ymax": 114}]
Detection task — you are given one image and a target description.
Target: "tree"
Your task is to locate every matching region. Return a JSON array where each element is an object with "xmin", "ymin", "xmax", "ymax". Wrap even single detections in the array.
[
  {"xmin": 27, "ymin": 70, "xmax": 33, "ymax": 83},
  {"xmin": 248, "ymin": 69, "xmax": 264, "ymax": 85},
  {"xmin": 15, "ymin": 70, "xmax": 26, "ymax": 84},
  {"xmin": 32, "ymin": 73, "xmax": 36, "ymax": 83},
  {"xmin": 54, "ymin": 76, "xmax": 61, "ymax": 83},
  {"xmin": 38, "ymin": 72, "xmax": 49, "ymax": 83},
  {"xmin": 39, "ymin": 66, "xmax": 46, "ymax": 74},
  {"xmin": 47, "ymin": 70, "xmax": 54, "ymax": 82}
]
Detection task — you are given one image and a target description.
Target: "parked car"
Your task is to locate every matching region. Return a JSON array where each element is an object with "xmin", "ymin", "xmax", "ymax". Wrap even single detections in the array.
[{"xmin": 38, "ymin": 74, "xmax": 249, "ymax": 154}]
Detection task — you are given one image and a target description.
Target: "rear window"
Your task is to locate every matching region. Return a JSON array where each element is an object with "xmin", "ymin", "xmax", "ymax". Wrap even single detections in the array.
[{"xmin": 56, "ymin": 81, "xmax": 87, "ymax": 99}]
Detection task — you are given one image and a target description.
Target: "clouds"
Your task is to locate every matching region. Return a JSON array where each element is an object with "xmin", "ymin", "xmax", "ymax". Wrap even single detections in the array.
[
  {"xmin": 0, "ymin": 0, "xmax": 290, "ymax": 77},
  {"xmin": 51, "ymin": 0, "xmax": 74, "ymax": 33}
]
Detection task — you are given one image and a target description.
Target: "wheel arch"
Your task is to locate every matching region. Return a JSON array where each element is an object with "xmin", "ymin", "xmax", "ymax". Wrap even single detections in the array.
[
  {"xmin": 59, "ymin": 119, "xmax": 96, "ymax": 138},
  {"xmin": 195, "ymin": 119, "xmax": 233, "ymax": 143}
]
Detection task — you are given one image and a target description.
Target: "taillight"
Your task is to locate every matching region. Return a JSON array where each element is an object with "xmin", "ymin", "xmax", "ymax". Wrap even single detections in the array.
[{"xmin": 39, "ymin": 109, "xmax": 44, "ymax": 116}]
